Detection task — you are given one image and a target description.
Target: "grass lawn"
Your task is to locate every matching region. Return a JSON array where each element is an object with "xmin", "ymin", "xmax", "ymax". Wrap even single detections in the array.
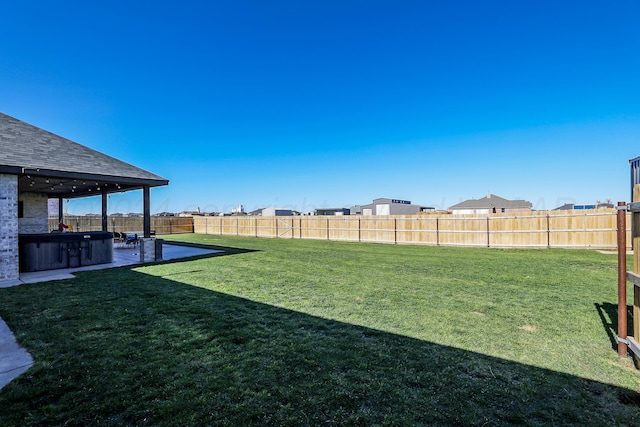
[{"xmin": 1, "ymin": 234, "xmax": 639, "ymax": 425}]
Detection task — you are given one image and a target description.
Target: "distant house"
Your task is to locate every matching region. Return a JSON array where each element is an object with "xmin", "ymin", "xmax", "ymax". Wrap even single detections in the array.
[
  {"xmin": 261, "ymin": 208, "xmax": 292, "ymax": 216},
  {"xmin": 359, "ymin": 198, "xmax": 434, "ymax": 215},
  {"xmin": 315, "ymin": 208, "xmax": 350, "ymax": 216},
  {"xmin": 554, "ymin": 202, "xmax": 614, "ymax": 211},
  {"xmin": 448, "ymin": 193, "xmax": 532, "ymax": 215}
]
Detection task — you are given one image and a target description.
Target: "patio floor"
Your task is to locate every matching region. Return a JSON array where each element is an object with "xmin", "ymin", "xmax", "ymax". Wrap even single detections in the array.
[{"xmin": 5, "ymin": 243, "xmax": 222, "ymax": 287}]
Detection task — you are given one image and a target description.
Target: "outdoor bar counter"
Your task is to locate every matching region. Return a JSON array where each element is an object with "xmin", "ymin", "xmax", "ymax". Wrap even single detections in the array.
[{"xmin": 19, "ymin": 232, "xmax": 114, "ymax": 272}]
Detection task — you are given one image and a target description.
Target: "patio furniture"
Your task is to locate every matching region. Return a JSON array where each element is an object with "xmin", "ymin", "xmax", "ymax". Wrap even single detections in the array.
[
  {"xmin": 113, "ymin": 232, "xmax": 125, "ymax": 248},
  {"xmin": 123, "ymin": 233, "xmax": 139, "ymax": 248}
]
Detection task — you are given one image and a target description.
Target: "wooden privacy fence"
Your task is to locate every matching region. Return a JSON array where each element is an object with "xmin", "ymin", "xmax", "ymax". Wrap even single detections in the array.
[
  {"xmin": 193, "ymin": 209, "xmax": 632, "ymax": 249},
  {"xmin": 49, "ymin": 216, "xmax": 194, "ymax": 235}
]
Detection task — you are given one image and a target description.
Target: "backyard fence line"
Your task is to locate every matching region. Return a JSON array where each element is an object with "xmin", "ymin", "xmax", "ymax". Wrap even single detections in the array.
[
  {"xmin": 192, "ymin": 209, "xmax": 632, "ymax": 249},
  {"xmin": 49, "ymin": 216, "xmax": 194, "ymax": 235},
  {"xmin": 51, "ymin": 210, "xmax": 631, "ymax": 249}
]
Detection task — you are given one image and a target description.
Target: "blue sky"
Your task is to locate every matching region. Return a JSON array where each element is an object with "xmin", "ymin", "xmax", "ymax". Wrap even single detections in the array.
[{"xmin": 2, "ymin": 1, "xmax": 639, "ymax": 214}]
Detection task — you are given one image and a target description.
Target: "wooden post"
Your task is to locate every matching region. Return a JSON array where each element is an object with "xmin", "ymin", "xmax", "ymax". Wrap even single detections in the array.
[
  {"xmin": 486, "ymin": 217, "xmax": 490, "ymax": 247},
  {"xmin": 326, "ymin": 218, "xmax": 330, "ymax": 240},
  {"xmin": 617, "ymin": 202, "xmax": 628, "ymax": 357},
  {"xmin": 394, "ymin": 218, "xmax": 397, "ymax": 244},
  {"xmin": 546, "ymin": 214, "xmax": 551, "ymax": 248}
]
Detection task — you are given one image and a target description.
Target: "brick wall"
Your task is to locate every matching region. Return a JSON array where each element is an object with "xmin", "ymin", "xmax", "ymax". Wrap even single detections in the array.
[
  {"xmin": 18, "ymin": 192, "xmax": 49, "ymax": 234},
  {"xmin": 0, "ymin": 174, "xmax": 19, "ymax": 283}
]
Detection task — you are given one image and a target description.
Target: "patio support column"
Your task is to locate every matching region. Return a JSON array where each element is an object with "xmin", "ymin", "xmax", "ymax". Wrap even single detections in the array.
[
  {"xmin": 101, "ymin": 191, "xmax": 108, "ymax": 232},
  {"xmin": 143, "ymin": 185, "xmax": 151, "ymax": 238},
  {"xmin": 58, "ymin": 197, "xmax": 64, "ymax": 225}
]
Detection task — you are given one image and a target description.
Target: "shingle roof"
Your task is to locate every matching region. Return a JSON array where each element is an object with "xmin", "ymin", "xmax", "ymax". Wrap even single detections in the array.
[
  {"xmin": 448, "ymin": 194, "xmax": 532, "ymax": 210},
  {"xmin": 0, "ymin": 112, "xmax": 168, "ymax": 198},
  {"xmin": 0, "ymin": 112, "xmax": 166, "ymax": 181}
]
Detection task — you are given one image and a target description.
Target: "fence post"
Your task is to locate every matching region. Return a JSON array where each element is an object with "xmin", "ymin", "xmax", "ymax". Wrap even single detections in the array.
[
  {"xmin": 486, "ymin": 217, "xmax": 490, "ymax": 247},
  {"xmin": 394, "ymin": 218, "xmax": 397, "ymax": 244},
  {"xmin": 327, "ymin": 218, "xmax": 330, "ymax": 240},
  {"xmin": 617, "ymin": 201, "xmax": 628, "ymax": 357},
  {"xmin": 546, "ymin": 214, "xmax": 551, "ymax": 248}
]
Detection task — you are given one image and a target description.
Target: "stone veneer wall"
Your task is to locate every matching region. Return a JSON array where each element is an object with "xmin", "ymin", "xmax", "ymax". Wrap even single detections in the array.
[
  {"xmin": 0, "ymin": 174, "xmax": 19, "ymax": 282},
  {"xmin": 18, "ymin": 192, "xmax": 50, "ymax": 234},
  {"xmin": 139, "ymin": 238, "xmax": 156, "ymax": 263}
]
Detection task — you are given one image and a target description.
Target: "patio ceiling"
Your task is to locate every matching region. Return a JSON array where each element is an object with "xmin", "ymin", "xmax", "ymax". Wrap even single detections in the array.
[{"xmin": 16, "ymin": 168, "xmax": 166, "ymax": 199}]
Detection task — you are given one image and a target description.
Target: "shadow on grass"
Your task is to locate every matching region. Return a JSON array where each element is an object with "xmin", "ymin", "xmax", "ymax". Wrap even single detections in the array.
[
  {"xmin": 144, "ymin": 241, "xmax": 260, "ymax": 266},
  {"xmin": 1, "ymin": 269, "xmax": 639, "ymax": 425},
  {"xmin": 163, "ymin": 240, "xmax": 260, "ymax": 256},
  {"xmin": 595, "ymin": 302, "xmax": 634, "ymax": 351}
]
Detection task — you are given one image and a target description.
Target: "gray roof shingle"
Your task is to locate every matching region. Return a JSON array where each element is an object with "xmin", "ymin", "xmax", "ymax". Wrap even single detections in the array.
[{"xmin": 0, "ymin": 112, "xmax": 167, "ymax": 183}]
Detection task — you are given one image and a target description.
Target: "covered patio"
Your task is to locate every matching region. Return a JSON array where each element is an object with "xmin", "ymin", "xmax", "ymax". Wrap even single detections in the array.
[{"xmin": 0, "ymin": 112, "xmax": 170, "ymax": 286}]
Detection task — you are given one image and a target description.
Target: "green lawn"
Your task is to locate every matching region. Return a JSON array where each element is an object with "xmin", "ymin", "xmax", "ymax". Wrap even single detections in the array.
[{"xmin": 1, "ymin": 234, "xmax": 639, "ymax": 425}]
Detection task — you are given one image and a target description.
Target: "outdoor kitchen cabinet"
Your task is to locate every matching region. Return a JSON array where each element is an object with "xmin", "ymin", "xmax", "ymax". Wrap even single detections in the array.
[{"xmin": 18, "ymin": 232, "xmax": 114, "ymax": 272}]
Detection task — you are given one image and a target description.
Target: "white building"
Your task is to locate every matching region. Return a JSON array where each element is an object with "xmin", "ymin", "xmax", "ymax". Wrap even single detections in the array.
[
  {"xmin": 261, "ymin": 208, "xmax": 292, "ymax": 216},
  {"xmin": 359, "ymin": 198, "xmax": 434, "ymax": 215}
]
